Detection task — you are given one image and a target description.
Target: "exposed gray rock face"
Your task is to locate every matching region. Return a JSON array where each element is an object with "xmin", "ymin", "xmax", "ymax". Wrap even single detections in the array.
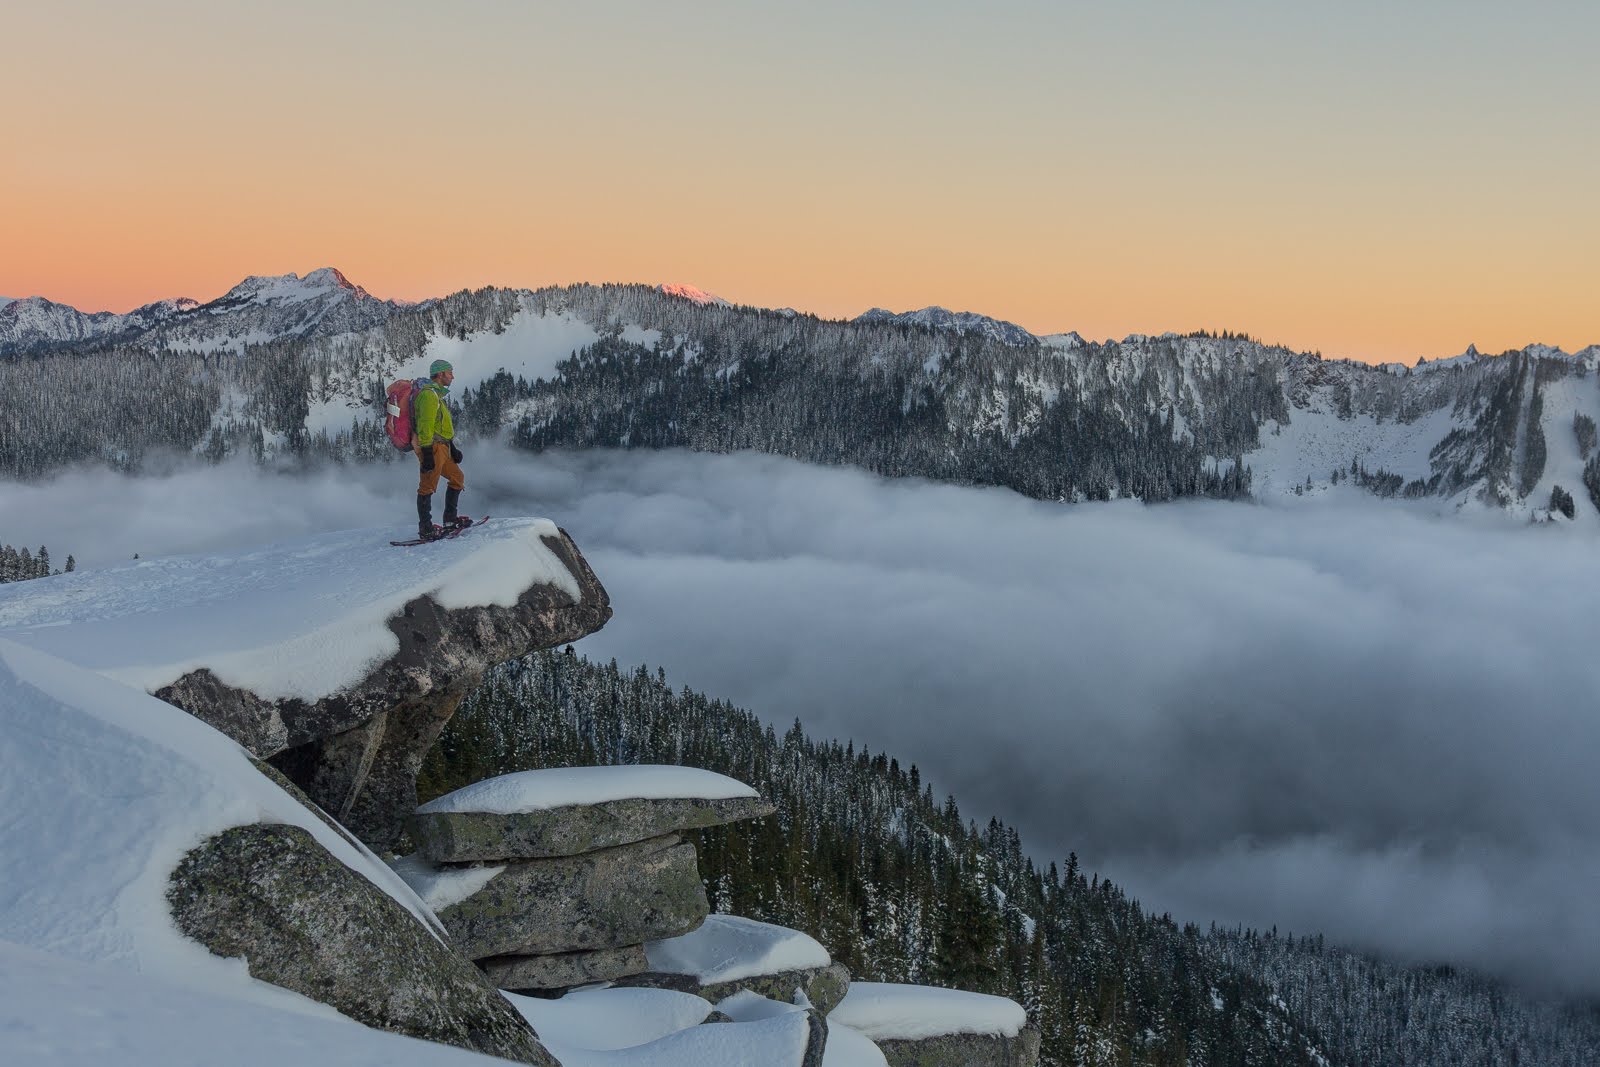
[
  {"xmin": 479, "ymin": 945, "xmax": 649, "ymax": 991},
  {"xmin": 873, "ymin": 1028, "xmax": 1042, "ymax": 1067},
  {"xmin": 156, "ymin": 531, "xmax": 606, "ymax": 758},
  {"xmin": 435, "ymin": 834, "xmax": 708, "ymax": 959},
  {"xmin": 708, "ymin": 961, "xmax": 851, "ymax": 1016},
  {"xmin": 801, "ymin": 1008, "xmax": 829, "ymax": 1067},
  {"xmin": 411, "ymin": 794, "xmax": 777, "ymax": 862},
  {"xmin": 173, "ymin": 528, "xmax": 613, "ymax": 849},
  {"xmin": 167, "ymin": 822, "xmax": 557, "ymax": 1066},
  {"xmin": 621, "ymin": 961, "xmax": 851, "ymax": 1017}
]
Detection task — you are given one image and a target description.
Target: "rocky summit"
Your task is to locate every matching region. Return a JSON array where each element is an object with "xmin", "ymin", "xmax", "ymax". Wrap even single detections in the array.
[{"xmin": 0, "ymin": 518, "xmax": 611, "ymax": 849}]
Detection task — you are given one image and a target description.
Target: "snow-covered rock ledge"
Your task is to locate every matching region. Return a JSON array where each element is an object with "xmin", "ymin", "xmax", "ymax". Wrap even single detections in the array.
[
  {"xmin": 624, "ymin": 914, "xmax": 851, "ymax": 1015},
  {"xmin": 0, "ymin": 518, "xmax": 612, "ymax": 847},
  {"xmin": 829, "ymin": 983, "xmax": 1040, "ymax": 1067}
]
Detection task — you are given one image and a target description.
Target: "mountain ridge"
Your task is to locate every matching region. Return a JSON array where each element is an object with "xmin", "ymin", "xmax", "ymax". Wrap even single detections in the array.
[
  {"xmin": 9, "ymin": 268, "xmax": 1596, "ymax": 368},
  {"xmin": 6, "ymin": 273, "xmax": 1600, "ymax": 524}
]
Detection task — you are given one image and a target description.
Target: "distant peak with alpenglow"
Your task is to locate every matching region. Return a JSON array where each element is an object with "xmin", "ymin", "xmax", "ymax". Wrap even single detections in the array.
[
  {"xmin": 221, "ymin": 268, "xmax": 372, "ymax": 306},
  {"xmin": 659, "ymin": 283, "xmax": 730, "ymax": 307}
]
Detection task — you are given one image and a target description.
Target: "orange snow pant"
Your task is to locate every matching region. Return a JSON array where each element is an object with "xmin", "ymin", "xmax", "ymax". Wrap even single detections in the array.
[{"xmin": 416, "ymin": 440, "xmax": 465, "ymax": 496}]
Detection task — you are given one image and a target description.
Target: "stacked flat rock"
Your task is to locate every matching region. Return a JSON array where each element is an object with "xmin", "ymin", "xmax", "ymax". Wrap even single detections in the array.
[
  {"xmin": 621, "ymin": 913, "xmax": 851, "ymax": 1016},
  {"xmin": 829, "ymin": 983, "xmax": 1041, "ymax": 1067},
  {"xmin": 398, "ymin": 765, "xmax": 776, "ymax": 991}
]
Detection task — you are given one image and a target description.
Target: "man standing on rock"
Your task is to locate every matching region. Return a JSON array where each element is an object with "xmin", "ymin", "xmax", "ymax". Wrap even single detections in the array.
[{"xmin": 415, "ymin": 359, "xmax": 469, "ymax": 541}]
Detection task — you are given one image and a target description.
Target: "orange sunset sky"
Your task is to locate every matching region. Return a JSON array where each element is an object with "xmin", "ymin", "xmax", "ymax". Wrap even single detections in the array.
[{"xmin": 5, "ymin": 1, "xmax": 1596, "ymax": 365}]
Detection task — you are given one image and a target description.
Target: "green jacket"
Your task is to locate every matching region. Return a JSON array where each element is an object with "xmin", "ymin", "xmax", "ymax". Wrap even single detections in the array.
[{"xmin": 414, "ymin": 381, "xmax": 454, "ymax": 447}]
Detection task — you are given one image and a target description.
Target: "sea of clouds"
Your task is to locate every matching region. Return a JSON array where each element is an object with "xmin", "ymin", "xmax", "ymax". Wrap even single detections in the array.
[{"xmin": 9, "ymin": 445, "xmax": 1600, "ymax": 996}]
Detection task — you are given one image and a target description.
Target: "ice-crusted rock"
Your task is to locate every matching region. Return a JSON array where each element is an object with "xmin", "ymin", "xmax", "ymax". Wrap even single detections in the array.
[
  {"xmin": 409, "ymin": 765, "xmax": 775, "ymax": 861},
  {"xmin": 167, "ymin": 823, "xmax": 556, "ymax": 1066},
  {"xmin": 427, "ymin": 833, "xmax": 709, "ymax": 959}
]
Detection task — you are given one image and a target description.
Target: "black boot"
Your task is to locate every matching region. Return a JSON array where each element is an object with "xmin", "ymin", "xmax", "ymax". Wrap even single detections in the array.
[
  {"xmin": 443, "ymin": 487, "xmax": 463, "ymax": 528},
  {"xmin": 416, "ymin": 494, "xmax": 438, "ymax": 540}
]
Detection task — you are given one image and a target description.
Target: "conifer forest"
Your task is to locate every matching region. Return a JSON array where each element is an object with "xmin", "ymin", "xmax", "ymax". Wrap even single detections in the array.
[{"xmin": 420, "ymin": 650, "xmax": 1600, "ymax": 1067}]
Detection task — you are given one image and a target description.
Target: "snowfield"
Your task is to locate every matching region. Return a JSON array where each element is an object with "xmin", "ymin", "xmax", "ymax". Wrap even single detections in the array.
[
  {"xmin": 0, "ymin": 940, "xmax": 512, "ymax": 1067},
  {"xmin": 418, "ymin": 307, "xmax": 662, "ymax": 395},
  {"xmin": 0, "ymin": 517, "xmax": 578, "ymax": 702}
]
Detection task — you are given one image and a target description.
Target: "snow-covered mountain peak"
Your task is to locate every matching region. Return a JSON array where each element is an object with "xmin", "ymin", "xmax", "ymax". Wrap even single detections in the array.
[
  {"xmin": 218, "ymin": 267, "xmax": 371, "ymax": 308},
  {"xmin": 127, "ymin": 297, "xmax": 201, "ymax": 319},
  {"xmin": 1523, "ymin": 343, "xmax": 1568, "ymax": 360},
  {"xmin": 0, "ymin": 268, "xmax": 397, "ymax": 356},
  {"xmin": 659, "ymin": 283, "xmax": 730, "ymax": 307},
  {"xmin": 0, "ymin": 295, "xmax": 138, "ymax": 352}
]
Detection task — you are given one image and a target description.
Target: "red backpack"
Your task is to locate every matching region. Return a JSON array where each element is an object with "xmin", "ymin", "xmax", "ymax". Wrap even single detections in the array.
[{"xmin": 384, "ymin": 377, "xmax": 431, "ymax": 452}]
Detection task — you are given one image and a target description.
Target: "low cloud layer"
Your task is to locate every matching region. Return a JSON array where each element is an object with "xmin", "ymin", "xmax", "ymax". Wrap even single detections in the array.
[{"xmin": 10, "ymin": 447, "xmax": 1600, "ymax": 996}]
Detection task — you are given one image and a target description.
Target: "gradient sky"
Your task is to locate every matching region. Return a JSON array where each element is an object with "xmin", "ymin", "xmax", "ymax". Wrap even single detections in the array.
[{"xmin": 5, "ymin": 0, "xmax": 1596, "ymax": 363}]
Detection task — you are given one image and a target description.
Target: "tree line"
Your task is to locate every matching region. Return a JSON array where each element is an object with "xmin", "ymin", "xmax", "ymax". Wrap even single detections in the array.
[{"xmin": 0, "ymin": 543, "xmax": 72, "ymax": 583}]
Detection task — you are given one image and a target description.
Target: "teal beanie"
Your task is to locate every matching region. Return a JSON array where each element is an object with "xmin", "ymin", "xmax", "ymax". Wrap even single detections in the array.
[{"xmin": 429, "ymin": 359, "xmax": 453, "ymax": 376}]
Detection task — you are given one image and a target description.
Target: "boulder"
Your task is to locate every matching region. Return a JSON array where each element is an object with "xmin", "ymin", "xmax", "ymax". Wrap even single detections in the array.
[
  {"xmin": 433, "ymin": 833, "xmax": 709, "ymax": 958},
  {"xmin": 168, "ymin": 822, "xmax": 557, "ymax": 1066},
  {"xmin": 479, "ymin": 945, "xmax": 649, "ymax": 991},
  {"xmin": 411, "ymin": 794, "xmax": 776, "ymax": 862}
]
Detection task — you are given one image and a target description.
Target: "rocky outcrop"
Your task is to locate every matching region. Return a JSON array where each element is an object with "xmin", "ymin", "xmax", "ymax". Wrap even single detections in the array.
[
  {"xmin": 410, "ymin": 793, "xmax": 776, "ymax": 862},
  {"xmin": 874, "ymin": 1030, "xmax": 1042, "ymax": 1067},
  {"xmin": 479, "ymin": 946, "xmax": 648, "ymax": 992},
  {"xmin": 203, "ymin": 528, "xmax": 611, "ymax": 849},
  {"xmin": 167, "ymin": 822, "xmax": 556, "ymax": 1066},
  {"xmin": 624, "ymin": 960, "xmax": 852, "ymax": 1016},
  {"xmin": 399, "ymin": 769, "xmax": 783, "ymax": 993},
  {"xmin": 800, "ymin": 1008, "xmax": 830, "ymax": 1067},
  {"xmin": 433, "ymin": 834, "xmax": 708, "ymax": 959}
]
